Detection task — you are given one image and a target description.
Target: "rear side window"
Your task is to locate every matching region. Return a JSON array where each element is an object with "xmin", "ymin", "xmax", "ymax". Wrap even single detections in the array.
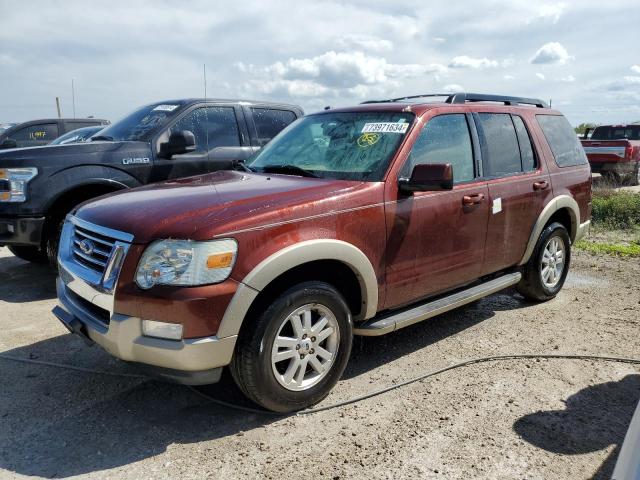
[
  {"xmin": 405, "ymin": 114, "xmax": 474, "ymax": 183},
  {"xmin": 251, "ymin": 108, "xmax": 297, "ymax": 146},
  {"xmin": 512, "ymin": 116, "xmax": 536, "ymax": 172},
  {"xmin": 477, "ymin": 113, "xmax": 522, "ymax": 177},
  {"xmin": 537, "ymin": 115, "xmax": 588, "ymax": 167},
  {"xmin": 591, "ymin": 125, "xmax": 640, "ymax": 140}
]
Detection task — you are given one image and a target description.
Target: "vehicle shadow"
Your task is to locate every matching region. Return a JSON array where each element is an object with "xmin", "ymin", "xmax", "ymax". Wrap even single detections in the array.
[
  {"xmin": 514, "ymin": 374, "xmax": 640, "ymax": 480},
  {"xmin": 0, "ymin": 334, "xmax": 280, "ymax": 478},
  {"xmin": 345, "ymin": 287, "xmax": 535, "ymax": 379},
  {"xmin": 0, "ymin": 250, "xmax": 57, "ymax": 302}
]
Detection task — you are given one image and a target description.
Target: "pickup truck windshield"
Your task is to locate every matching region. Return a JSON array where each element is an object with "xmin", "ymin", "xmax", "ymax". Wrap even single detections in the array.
[
  {"xmin": 95, "ymin": 103, "xmax": 183, "ymax": 142},
  {"xmin": 247, "ymin": 111, "xmax": 415, "ymax": 181},
  {"xmin": 591, "ymin": 125, "xmax": 640, "ymax": 140}
]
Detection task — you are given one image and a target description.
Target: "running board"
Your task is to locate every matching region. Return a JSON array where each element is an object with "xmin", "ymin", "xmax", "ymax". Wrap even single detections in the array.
[{"xmin": 354, "ymin": 272, "xmax": 522, "ymax": 336}]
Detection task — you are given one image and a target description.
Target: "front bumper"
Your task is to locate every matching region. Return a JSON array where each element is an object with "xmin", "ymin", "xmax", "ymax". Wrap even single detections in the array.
[{"xmin": 0, "ymin": 216, "xmax": 45, "ymax": 246}]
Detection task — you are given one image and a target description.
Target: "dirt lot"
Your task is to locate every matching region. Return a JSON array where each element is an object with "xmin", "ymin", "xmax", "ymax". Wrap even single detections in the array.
[{"xmin": 0, "ymin": 245, "xmax": 639, "ymax": 480}]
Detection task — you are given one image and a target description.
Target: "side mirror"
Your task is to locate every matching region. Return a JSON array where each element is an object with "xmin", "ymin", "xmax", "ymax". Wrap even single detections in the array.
[
  {"xmin": 0, "ymin": 138, "xmax": 17, "ymax": 149},
  {"xmin": 160, "ymin": 130, "xmax": 196, "ymax": 158},
  {"xmin": 398, "ymin": 163, "xmax": 453, "ymax": 193}
]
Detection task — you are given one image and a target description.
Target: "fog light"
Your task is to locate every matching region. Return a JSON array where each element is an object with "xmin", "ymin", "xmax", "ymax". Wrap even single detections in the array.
[{"xmin": 142, "ymin": 320, "xmax": 183, "ymax": 340}]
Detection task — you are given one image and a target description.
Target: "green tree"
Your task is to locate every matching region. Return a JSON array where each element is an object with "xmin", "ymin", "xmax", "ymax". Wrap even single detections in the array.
[{"xmin": 574, "ymin": 122, "xmax": 597, "ymax": 135}]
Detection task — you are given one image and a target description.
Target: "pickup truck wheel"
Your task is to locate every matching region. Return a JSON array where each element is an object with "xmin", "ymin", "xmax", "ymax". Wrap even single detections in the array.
[
  {"xmin": 231, "ymin": 281, "xmax": 353, "ymax": 413},
  {"xmin": 7, "ymin": 245, "xmax": 48, "ymax": 264},
  {"xmin": 632, "ymin": 162, "xmax": 640, "ymax": 186},
  {"xmin": 517, "ymin": 222, "xmax": 571, "ymax": 302},
  {"xmin": 44, "ymin": 216, "xmax": 65, "ymax": 268}
]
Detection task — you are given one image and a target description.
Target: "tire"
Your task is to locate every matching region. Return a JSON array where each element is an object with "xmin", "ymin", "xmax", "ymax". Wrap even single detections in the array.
[
  {"xmin": 517, "ymin": 222, "xmax": 571, "ymax": 302},
  {"xmin": 44, "ymin": 215, "xmax": 65, "ymax": 268},
  {"xmin": 231, "ymin": 281, "xmax": 353, "ymax": 413},
  {"xmin": 7, "ymin": 245, "xmax": 48, "ymax": 264}
]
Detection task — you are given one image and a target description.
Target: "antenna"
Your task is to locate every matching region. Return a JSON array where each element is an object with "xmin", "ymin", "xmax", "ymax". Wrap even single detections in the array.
[
  {"xmin": 55, "ymin": 97, "xmax": 62, "ymax": 118},
  {"xmin": 72, "ymin": 78, "xmax": 76, "ymax": 118},
  {"xmin": 203, "ymin": 64, "xmax": 210, "ymax": 154}
]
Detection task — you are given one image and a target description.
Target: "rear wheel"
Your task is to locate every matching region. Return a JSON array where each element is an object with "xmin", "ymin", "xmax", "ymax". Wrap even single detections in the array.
[
  {"xmin": 517, "ymin": 222, "xmax": 571, "ymax": 301},
  {"xmin": 231, "ymin": 281, "xmax": 353, "ymax": 413},
  {"xmin": 7, "ymin": 245, "xmax": 48, "ymax": 264}
]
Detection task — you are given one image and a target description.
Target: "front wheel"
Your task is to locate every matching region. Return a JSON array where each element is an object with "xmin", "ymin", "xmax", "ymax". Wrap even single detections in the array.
[
  {"xmin": 7, "ymin": 245, "xmax": 48, "ymax": 264},
  {"xmin": 517, "ymin": 222, "xmax": 571, "ymax": 301},
  {"xmin": 231, "ymin": 281, "xmax": 353, "ymax": 413}
]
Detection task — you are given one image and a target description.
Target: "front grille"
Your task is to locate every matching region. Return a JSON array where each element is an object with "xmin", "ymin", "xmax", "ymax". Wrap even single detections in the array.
[
  {"xmin": 72, "ymin": 224, "xmax": 117, "ymax": 274},
  {"xmin": 66, "ymin": 286, "xmax": 111, "ymax": 327}
]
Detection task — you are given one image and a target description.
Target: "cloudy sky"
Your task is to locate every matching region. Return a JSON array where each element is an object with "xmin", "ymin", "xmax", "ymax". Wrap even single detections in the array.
[{"xmin": 1, "ymin": 0, "xmax": 638, "ymax": 126}]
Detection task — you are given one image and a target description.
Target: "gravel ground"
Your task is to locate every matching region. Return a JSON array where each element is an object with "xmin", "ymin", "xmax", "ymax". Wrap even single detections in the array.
[{"xmin": 0, "ymin": 245, "xmax": 639, "ymax": 479}]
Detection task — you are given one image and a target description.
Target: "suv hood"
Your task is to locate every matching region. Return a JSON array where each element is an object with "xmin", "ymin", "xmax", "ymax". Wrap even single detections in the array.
[
  {"xmin": 0, "ymin": 141, "xmax": 142, "ymax": 166},
  {"xmin": 75, "ymin": 170, "xmax": 377, "ymax": 243}
]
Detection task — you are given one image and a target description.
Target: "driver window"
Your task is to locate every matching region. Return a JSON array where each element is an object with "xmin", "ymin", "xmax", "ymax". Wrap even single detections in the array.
[
  {"xmin": 170, "ymin": 107, "xmax": 240, "ymax": 154},
  {"xmin": 403, "ymin": 114, "xmax": 474, "ymax": 183}
]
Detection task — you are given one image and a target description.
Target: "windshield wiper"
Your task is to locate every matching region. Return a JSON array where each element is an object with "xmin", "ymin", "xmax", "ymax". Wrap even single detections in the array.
[
  {"xmin": 91, "ymin": 135, "xmax": 114, "ymax": 141},
  {"xmin": 232, "ymin": 159, "xmax": 253, "ymax": 173},
  {"xmin": 260, "ymin": 164, "xmax": 317, "ymax": 178}
]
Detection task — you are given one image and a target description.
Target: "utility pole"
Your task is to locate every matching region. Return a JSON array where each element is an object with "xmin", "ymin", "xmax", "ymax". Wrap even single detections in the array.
[
  {"xmin": 72, "ymin": 79, "xmax": 76, "ymax": 118},
  {"xmin": 55, "ymin": 97, "xmax": 62, "ymax": 118}
]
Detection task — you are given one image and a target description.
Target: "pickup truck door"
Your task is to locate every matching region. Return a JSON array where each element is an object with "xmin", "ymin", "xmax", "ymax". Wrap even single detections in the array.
[
  {"xmin": 384, "ymin": 112, "xmax": 490, "ymax": 309},
  {"xmin": 152, "ymin": 104, "xmax": 254, "ymax": 180}
]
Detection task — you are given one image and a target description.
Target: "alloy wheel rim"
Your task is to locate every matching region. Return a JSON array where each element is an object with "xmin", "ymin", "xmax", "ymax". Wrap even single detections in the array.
[
  {"xmin": 271, "ymin": 303, "xmax": 340, "ymax": 392},
  {"xmin": 540, "ymin": 236, "xmax": 566, "ymax": 288}
]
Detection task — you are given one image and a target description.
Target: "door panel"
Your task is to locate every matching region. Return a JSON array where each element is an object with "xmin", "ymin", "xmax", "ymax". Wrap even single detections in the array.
[{"xmin": 384, "ymin": 183, "xmax": 490, "ymax": 308}]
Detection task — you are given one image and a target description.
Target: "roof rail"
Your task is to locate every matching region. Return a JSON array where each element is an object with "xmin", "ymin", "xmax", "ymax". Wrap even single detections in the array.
[{"xmin": 361, "ymin": 92, "xmax": 549, "ymax": 108}]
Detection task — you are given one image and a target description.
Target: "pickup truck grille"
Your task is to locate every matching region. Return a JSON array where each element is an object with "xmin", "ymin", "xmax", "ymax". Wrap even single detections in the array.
[{"xmin": 72, "ymin": 224, "xmax": 117, "ymax": 274}]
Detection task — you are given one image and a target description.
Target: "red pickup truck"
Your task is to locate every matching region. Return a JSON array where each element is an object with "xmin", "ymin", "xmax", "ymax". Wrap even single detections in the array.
[{"xmin": 581, "ymin": 124, "xmax": 640, "ymax": 185}]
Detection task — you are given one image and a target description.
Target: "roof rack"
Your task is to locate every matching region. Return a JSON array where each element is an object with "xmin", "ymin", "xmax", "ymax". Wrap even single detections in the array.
[{"xmin": 361, "ymin": 92, "xmax": 549, "ymax": 108}]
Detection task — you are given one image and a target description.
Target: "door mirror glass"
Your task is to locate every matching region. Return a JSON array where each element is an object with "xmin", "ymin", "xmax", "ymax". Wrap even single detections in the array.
[
  {"xmin": 0, "ymin": 138, "xmax": 17, "ymax": 149},
  {"xmin": 160, "ymin": 130, "xmax": 196, "ymax": 158},
  {"xmin": 399, "ymin": 163, "xmax": 453, "ymax": 193}
]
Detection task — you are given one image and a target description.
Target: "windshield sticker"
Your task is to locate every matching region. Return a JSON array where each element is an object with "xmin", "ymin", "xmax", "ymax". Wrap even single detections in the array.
[
  {"xmin": 361, "ymin": 122, "xmax": 409, "ymax": 134},
  {"xmin": 152, "ymin": 104, "xmax": 179, "ymax": 112},
  {"xmin": 357, "ymin": 132, "xmax": 380, "ymax": 148}
]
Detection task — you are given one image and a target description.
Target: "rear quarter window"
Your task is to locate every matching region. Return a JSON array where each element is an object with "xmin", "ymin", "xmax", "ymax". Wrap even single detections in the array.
[
  {"xmin": 251, "ymin": 108, "xmax": 298, "ymax": 146},
  {"xmin": 537, "ymin": 115, "xmax": 588, "ymax": 167}
]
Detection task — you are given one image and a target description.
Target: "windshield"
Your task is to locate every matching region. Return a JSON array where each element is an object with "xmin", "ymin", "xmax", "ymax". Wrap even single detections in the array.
[
  {"xmin": 95, "ymin": 103, "xmax": 183, "ymax": 142},
  {"xmin": 591, "ymin": 125, "xmax": 640, "ymax": 140},
  {"xmin": 247, "ymin": 111, "xmax": 415, "ymax": 181},
  {"xmin": 50, "ymin": 126, "xmax": 103, "ymax": 145}
]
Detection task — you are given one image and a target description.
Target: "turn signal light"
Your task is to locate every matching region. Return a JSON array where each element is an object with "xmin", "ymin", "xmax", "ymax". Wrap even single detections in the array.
[{"xmin": 207, "ymin": 252, "xmax": 234, "ymax": 269}]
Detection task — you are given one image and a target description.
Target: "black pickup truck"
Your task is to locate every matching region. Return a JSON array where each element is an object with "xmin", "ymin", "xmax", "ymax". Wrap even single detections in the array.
[
  {"xmin": 0, "ymin": 98, "xmax": 303, "ymax": 264},
  {"xmin": 0, "ymin": 118, "xmax": 110, "ymax": 149}
]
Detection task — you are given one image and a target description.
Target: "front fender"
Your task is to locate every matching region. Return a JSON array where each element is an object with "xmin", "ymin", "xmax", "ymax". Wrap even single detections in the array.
[{"xmin": 216, "ymin": 239, "xmax": 379, "ymax": 338}]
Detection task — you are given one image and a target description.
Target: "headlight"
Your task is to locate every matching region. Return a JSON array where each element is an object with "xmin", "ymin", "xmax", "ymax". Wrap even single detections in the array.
[
  {"xmin": 0, "ymin": 167, "xmax": 38, "ymax": 202},
  {"xmin": 135, "ymin": 238, "xmax": 237, "ymax": 289}
]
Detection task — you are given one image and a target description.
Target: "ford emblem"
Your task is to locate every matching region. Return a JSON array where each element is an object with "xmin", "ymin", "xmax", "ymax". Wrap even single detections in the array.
[{"xmin": 78, "ymin": 239, "xmax": 95, "ymax": 256}]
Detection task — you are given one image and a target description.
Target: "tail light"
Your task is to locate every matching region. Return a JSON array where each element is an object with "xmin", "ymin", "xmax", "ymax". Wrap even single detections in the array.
[{"xmin": 625, "ymin": 145, "xmax": 633, "ymax": 160}]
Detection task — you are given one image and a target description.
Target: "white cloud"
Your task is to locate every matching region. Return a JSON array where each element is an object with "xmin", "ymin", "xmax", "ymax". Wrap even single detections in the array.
[
  {"xmin": 504, "ymin": 74, "xmax": 515, "ymax": 80},
  {"xmin": 442, "ymin": 84, "xmax": 464, "ymax": 92},
  {"xmin": 449, "ymin": 55, "xmax": 499, "ymax": 69},
  {"xmin": 531, "ymin": 42, "xmax": 572, "ymax": 65},
  {"xmin": 557, "ymin": 75, "xmax": 576, "ymax": 82},
  {"xmin": 536, "ymin": 73, "xmax": 546, "ymax": 80},
  {"xmin": 631, "ymin": 65, "xmax": 640, "ymax": 74},
  {"xmin": 433, "ymin": 37, "xmax": 446, "ymax": 44},
  {"xmin": 537, "ymin": 3, "xmax": 567, "ymax": 23},
  {"xmin": 237, "ymin": 51, "xmax": 447, "ymax": 99},
  {"xmin": 334, "ymin": 34, "xmax": 393, "ymax": 53},
  {"xmin": 606, "ymin": 76, "xmax": 640, "ymax": 91}
]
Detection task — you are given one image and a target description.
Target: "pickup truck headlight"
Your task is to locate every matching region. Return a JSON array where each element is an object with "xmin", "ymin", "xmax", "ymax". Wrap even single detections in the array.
[
  {"xmin": 135, "ymin": 239, "xmax": 237, "ymax": 289},
  {"xmin": 0, "ymin": 167, "xmax": 38, "ymax": 202}
]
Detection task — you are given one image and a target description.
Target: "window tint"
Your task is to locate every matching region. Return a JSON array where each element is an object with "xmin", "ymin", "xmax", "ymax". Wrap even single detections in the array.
[
  {"xmin": 591, "ymin": 125, "xmax": 640, "ymax": 140},
  {"xmin": 537, "ymin": 115, "xmax": 588, "ymax": 167},
  {"xmin": 170, "ymin": 107, "xmax": 240, "ymax": 153},
  {"xmin": 252, "ymin": 108, "xmax": 297, "ymax": 145},
  {"xmin": 478, "ymin": 113, "xmax": 522, "ymax": 177},
  {"xmin": 404, "ymin": 114, "xmax": 474, "ymax": 183},
  {"xmin": 11, "ymin": 123, "xmax": 59, "ymax": 143},
  {"xmin": 512, "ymin": 116, "xmax": 536, "ymax": 172}
]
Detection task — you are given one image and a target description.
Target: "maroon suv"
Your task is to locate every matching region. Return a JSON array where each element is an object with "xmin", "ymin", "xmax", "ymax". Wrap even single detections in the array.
[{"xmin": 53, "ymin": 93, "xmax": 592, "ymax": 412}]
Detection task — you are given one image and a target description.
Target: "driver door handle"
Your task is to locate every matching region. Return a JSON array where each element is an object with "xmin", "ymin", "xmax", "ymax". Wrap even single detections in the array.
[
  {"xmin": 533, "ymin": 180, "xmax": 549, "ymax": 191},
  {"xmin": 462, "ymin": 193, "xmax": 485, "ymax": 206}
]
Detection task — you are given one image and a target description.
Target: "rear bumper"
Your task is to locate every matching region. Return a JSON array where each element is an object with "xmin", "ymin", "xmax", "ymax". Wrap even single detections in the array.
[
  {"xmin": 0, "ymin": 216, "xmax": 45, "ymax": 246},
  {"xmin": 54, "ymin": 275, "xmax": 237, "ymax": 385}
]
